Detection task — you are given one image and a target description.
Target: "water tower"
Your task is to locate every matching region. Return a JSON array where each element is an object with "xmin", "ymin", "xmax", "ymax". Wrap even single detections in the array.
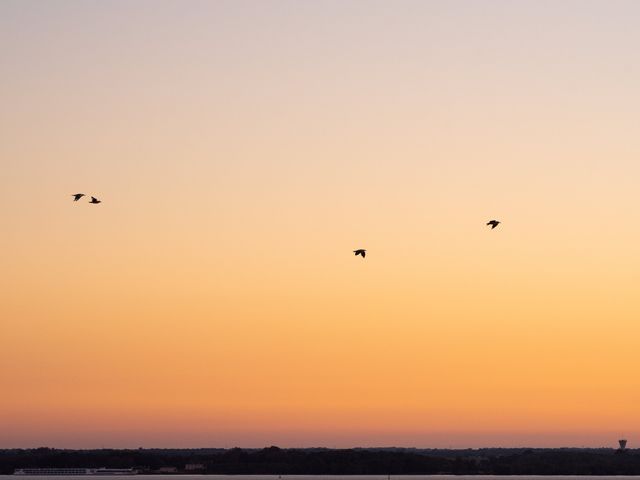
[{"xmin": 619, "ymin": 439, "xmax": 628, "ymax": 450}]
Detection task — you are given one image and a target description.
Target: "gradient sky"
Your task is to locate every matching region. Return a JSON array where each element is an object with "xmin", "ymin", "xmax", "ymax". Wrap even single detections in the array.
[{"xmin": 2, "ymin": 0, "xmax": 640, "ymax": 448}]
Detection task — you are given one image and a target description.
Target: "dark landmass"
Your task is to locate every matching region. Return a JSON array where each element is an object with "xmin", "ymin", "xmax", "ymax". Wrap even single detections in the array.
[{"xmin": 1, "ymin": 446, "xmax": 639, "ymax": 475}]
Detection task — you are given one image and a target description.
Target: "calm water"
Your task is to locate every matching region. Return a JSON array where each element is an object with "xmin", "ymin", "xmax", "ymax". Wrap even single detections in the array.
[{"xmin": 4, "ymin": 477, "xmax": 640, "ymax": 480}]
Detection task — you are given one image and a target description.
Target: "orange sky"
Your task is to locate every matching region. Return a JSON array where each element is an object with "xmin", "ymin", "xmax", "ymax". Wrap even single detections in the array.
[{"xmin": 2, "ymin": 0, "xmax": 640, "ymax": 448}]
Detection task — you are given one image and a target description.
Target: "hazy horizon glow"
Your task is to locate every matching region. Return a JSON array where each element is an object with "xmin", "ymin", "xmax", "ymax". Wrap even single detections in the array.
[{"xmin": 2, "ymin": 0, "xmax": 640, "ymax": 449}]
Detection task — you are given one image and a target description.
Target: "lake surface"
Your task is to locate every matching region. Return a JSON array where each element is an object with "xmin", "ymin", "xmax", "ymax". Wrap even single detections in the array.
[{"xmin": 5, "ymin": 477, "xmax": 640, "ymax": 480}]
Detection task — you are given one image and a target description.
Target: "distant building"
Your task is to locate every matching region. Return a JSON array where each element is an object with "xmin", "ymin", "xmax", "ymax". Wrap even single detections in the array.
[
  {"xmin": 14, "ymin": 468, "xmax": 137, "ymax": 476},
  {"xmin": 15, "ymin": 468, "xmax": 94, "ymax": 475},
  {"xmin": 185, "ymin": 464, "xmax": 205, "ymax": 472},
  {"xmin": 156, "ymin": 467, "xmax": 178, "ymax": 474},
  {"xmin": 619, "ymin": 439, "xmax": 628, "ymax": 450}
]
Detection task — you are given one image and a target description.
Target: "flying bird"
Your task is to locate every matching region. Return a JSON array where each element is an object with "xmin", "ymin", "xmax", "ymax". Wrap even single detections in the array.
[
  {"xmin": 487, "ymin": 220, "xmax": 500, "ymax": 229},
  {"xmin": 89, "ymin": 196, "xmax": 101, "ymax": 204},
  {"xmin": 72, "ymin": 193, "xmax": 85, "ymax": 201},
  {"xmin": 353, "ymin": 249, "xmax": 366, "ymax": 258}
]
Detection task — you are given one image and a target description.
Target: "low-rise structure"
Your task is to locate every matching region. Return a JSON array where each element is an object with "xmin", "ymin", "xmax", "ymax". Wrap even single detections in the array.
[{"xmin": 156, "ymin": 467, "xmax": 178, "ymax": 474}]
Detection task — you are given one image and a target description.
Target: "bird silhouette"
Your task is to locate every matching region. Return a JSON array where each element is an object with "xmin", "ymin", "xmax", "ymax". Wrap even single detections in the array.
[
  {"xmin": 353, "ymin": 249, "xmax": 366, "ymax": 258},
  {"xmin": 72, "ymin": 193, "xmax": 85, "ymax": 201},
  {"xmin": 487, "ymin": 220, "xmax": 500, "ymax": 229},
  {"xmin": 89, "ymin": 196, "xmax": 101, "ymax": 204}
]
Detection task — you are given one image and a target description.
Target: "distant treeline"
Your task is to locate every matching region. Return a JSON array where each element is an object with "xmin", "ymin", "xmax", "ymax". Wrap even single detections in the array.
[{"xmin": 2, "ymin": 446, "xmax": 640, "ymax": 475}]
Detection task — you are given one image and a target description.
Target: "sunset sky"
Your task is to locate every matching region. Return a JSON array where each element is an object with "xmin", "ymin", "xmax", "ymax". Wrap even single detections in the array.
[{"xmin": 2, "ymin": 0, "xmax": 640, "ymax": 448}]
